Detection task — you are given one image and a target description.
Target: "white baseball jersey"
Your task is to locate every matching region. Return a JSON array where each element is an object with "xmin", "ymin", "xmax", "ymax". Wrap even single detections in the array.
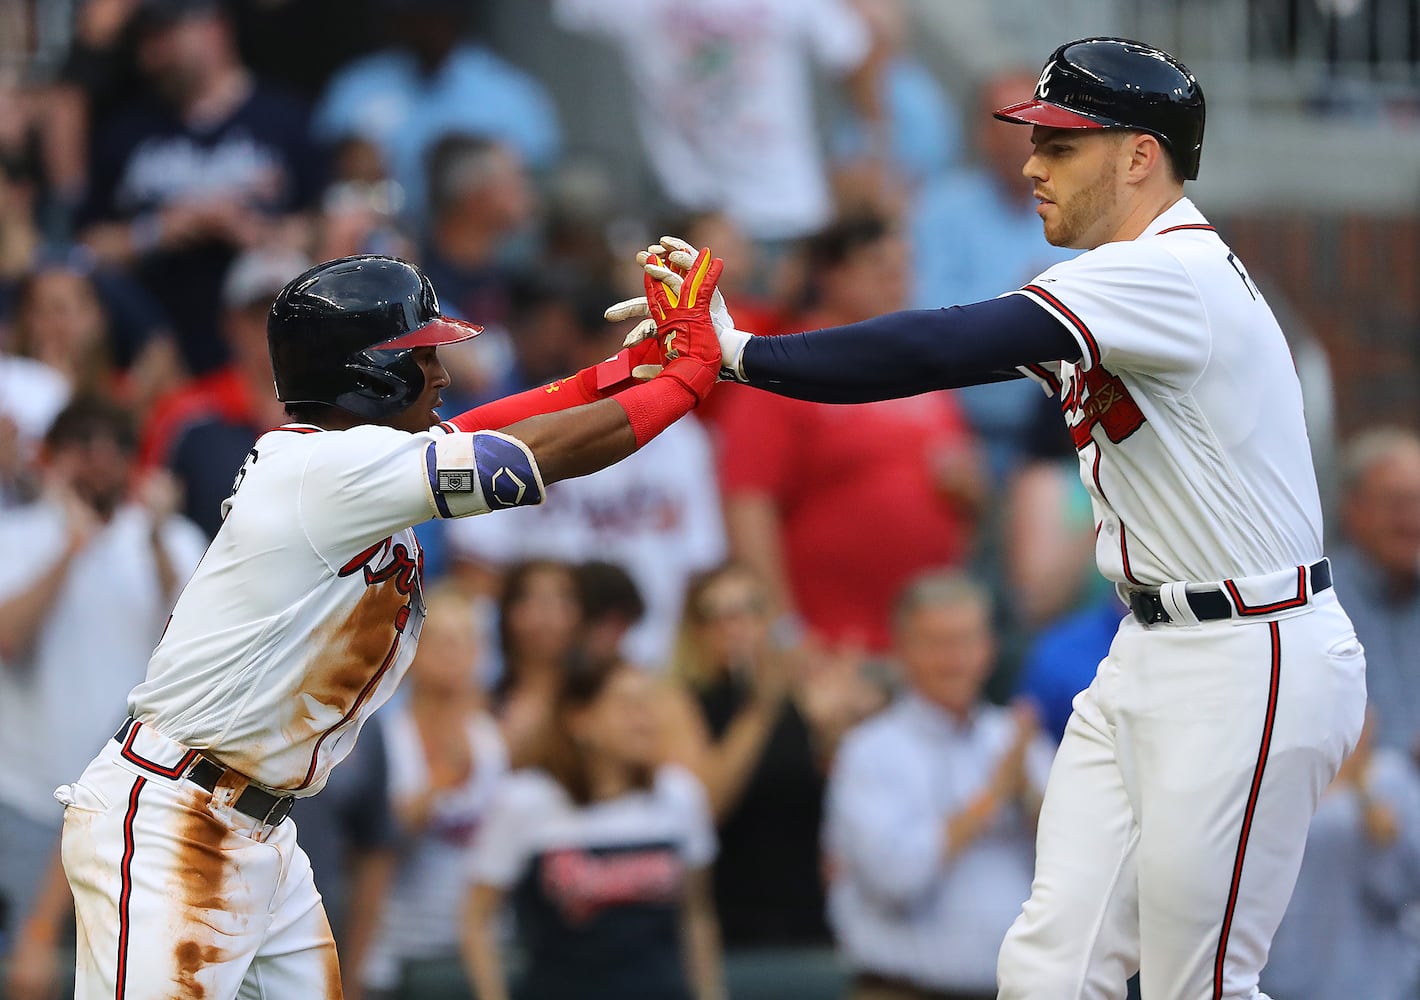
[
  {"xmin": 127, "ymin": 421, "xmax": 544, "ymax": 795},
  {"xmin": 1008, "ymin": 197, "xmax": 1323, "ymax": 588},
  {"xmin": 994, "ymin": 197, "xmax": 1367, "ymax": 1000}
]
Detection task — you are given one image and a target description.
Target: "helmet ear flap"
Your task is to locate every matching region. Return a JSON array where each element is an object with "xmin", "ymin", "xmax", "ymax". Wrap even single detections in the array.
[{"xmin": 333, "ymin": 353, "xmax": 426, "ymax": 420}]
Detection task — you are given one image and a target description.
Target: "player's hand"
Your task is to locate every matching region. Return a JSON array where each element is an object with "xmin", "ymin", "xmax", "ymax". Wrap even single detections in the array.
[
  {"xmin": 605, "ymin": 235, "xmax": 754, "ymax": 382},
  {"xmin": 640, "ymin": 247, "xmax": 724, "ymax": 404}
]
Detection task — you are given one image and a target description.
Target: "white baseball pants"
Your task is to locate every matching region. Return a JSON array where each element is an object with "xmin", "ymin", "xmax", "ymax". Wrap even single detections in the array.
[
  {"xmin": 997, "ymin": 588, "xmax": 1366, "ymax": 1000},
  {"xmin": 57, "ymin": 728, "xmax": 341, "ymax": 999}
]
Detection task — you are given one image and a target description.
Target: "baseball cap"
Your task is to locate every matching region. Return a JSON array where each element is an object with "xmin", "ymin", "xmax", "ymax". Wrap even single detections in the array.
[{"xmin": 222, "ymin": 248, "xmax": 313, "ymax": 311}]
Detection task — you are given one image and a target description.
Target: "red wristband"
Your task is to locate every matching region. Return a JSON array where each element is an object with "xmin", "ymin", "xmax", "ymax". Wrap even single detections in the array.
[{"xmin": 613, "ymin": 377, "xmax": 697, "ymax": 449}]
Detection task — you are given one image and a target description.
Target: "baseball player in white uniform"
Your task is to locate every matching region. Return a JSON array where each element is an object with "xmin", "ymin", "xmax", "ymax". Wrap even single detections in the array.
[
  {"xmin": 54, "ymin": 250, "xmax": 726, "ymax": 998},
  {"xmin": 617, "ymin": 37, "xmax": 1367, "ymax": 1000}
]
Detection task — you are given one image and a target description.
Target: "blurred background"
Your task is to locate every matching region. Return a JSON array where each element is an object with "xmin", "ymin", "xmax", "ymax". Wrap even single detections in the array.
[{"xmin": 2, "ymin": 1, "xmax": 1420, "ymax": 998}]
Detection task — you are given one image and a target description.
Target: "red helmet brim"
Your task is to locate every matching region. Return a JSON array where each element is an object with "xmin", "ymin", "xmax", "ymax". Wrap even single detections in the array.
[
  {"xmin": 372, "ymin": 315, "xmax": 483, "ymax": 350},
  {"xmin": 992, "ymin": 99, "xmax": 1110, "ymax": 129}
]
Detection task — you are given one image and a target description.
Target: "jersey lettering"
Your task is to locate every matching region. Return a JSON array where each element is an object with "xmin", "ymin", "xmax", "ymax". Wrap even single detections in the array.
[
  {"xmin": 541, "ymin": 845, "xmax": 683, "ymax": 924},
  {"xmin": 338, "ymin": 537, "xmax": 422, "ymax": 598},
  {"xmin": 1063, "ymin": 365, "xmax": 1147, "ymax": 450}
]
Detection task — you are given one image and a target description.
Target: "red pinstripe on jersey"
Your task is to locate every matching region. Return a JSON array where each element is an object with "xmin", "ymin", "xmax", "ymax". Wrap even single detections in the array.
[
  {"xmin": 1086, "ymin": 445, "xmax": 1144, "ymax": 585},
  {"xmin": 1023, "ymin": 284, "xmax": 1101, "ymax": 368},
  {"xmin": 1213, "ymin": 621, "xmax": 1281, "ymax": 999},
  {"xmin": 1119, "ymin": 522, "xmax": 1143, "ymax": 585},
  {"xmin": 116, "ymin": 777, "xmax": 146, "ymax": 1000}
]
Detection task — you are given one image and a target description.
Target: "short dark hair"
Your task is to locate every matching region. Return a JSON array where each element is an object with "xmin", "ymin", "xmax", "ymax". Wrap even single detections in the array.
[
  {"xmin": 575, "ymin": 560, "xmax": 646, "ymax": 625},
  {"xmin": 43, "ymin": 395, "xmax": 137, "ymax": 454},
  {"xmin": 805, "ymin": 213, "xmax": 893, "ymax": 272},
  {"xmin": 283, "ymin": 401, "xmax": 337, "ymax": 425}
]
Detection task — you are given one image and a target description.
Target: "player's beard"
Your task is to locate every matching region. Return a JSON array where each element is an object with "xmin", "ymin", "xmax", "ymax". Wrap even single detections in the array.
[{"xmin": 1045, "ymin": 156, "xmax": 1120, "ymax": 249}]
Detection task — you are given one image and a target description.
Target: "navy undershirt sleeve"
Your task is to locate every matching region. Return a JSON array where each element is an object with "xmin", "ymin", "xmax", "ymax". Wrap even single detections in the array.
[{"xmin": 741, "ymin": 293, "xmax": 1081, "ymax": 403}]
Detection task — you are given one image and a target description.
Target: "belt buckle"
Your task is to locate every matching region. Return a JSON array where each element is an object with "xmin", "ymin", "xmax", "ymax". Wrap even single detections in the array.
[
  {"xmin": 1129, "ymin": 590, "xmax": 1170, "ymax": 626},
  {"xmin": 261, "ymin": 794, "xmax": 294, "ymax": 828}
]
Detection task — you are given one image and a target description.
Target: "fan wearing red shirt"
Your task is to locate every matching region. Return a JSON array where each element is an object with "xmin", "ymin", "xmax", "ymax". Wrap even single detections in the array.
[{"xmin": 716, "ymin": 215, "xmax": 983, "ymax": 652}]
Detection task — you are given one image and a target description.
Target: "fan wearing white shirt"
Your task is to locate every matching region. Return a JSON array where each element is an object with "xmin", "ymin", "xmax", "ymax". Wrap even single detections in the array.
[{"xmin": 824, "ymin": 572, "xmax": 1053, "ymax": 1000}]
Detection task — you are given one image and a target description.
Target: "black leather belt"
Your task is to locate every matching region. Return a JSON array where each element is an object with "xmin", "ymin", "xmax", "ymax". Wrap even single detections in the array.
[
  {"xmin": 1128, "ymin": 558, "xmax": 1332, "ymax": 626},
  {"xmin": 113, "ymin": 718, "xmax": 294, "ymax": 828}
]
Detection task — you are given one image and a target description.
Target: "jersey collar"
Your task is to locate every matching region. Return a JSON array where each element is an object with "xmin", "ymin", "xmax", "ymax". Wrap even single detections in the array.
[{"xmin": 1142, "ymin": 197, "xmax": 1210, "ymax": 238}]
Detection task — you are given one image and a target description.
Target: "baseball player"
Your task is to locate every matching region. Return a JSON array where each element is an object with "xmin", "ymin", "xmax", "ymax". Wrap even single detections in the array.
[
  {"xmin": 54, "ymin": 250, "xmax": 724, "ymax": 999},
  {"xmin": 618, "ymin": 37, "xmax": 1367, "ymax": 1000}
]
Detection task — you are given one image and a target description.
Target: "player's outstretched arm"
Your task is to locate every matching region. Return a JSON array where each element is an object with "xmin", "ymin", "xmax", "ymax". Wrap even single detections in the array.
[
  {"xmin": 621, "ymin": 236, "xmax": 1081, "ymax": 403},
  {"xmin": 484, "ymin": 250, "xmax": 724, "ymax": 487},
  {"xmin": 438, "ymin": 332, "xmax": 667, "ymax": 435}
]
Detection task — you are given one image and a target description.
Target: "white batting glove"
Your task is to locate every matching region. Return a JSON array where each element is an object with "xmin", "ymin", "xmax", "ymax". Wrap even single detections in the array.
[{"xmin": 604, "ymin": 235, "xmax": 754, "ymax": 382}]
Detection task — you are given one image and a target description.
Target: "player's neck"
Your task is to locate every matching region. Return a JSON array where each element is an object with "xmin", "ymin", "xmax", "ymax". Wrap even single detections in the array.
[{"xmin": 1106, "ymin": 187, "xmax": 1186, "ymax": 244}]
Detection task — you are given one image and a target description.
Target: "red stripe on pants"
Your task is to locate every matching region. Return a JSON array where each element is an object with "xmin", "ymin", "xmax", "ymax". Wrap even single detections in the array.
[
  {"xmin": 1213, "ymin": 621, "xmax": 1281, "ymax": 998},
  {"xmin": 116, "ymin": 777, "xmax": 146, "ymax": 1000}
]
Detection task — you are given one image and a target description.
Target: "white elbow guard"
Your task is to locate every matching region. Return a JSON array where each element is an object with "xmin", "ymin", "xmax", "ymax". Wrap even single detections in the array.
[{"xmin": 427, "ymin": 430, "xmax": 546, "ymax": 518}]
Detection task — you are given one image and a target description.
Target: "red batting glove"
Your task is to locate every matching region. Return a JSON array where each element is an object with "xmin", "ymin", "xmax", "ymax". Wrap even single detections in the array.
[{"xmin": 643, "ymin": 248, "xmax": 723, "ymax": 404}]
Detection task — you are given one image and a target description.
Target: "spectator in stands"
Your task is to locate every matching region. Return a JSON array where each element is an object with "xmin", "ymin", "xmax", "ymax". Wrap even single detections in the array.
[
  {"xmin": 364, "ymin": 587, "xmax": 507, "ymax": 999},
  {"xmin": 139, "ymin": 246, "xmax": 307, "ymax": 535},
  {"xmin": 575, "ymin": 560, "xmax": 648, "ymax": 668},
  {"xmin": 493, "ymin": 560, "xmax": 584, "ymax": 766},
  {"xmin": 0, "ymin": 396, "xmax": 206, "ymax": 964},
  {"xmin": 449, "ymin": 400, "xmax": 725, "ymax": 668},
  {"xmin": 418, "ymin": 134, "xmax": 541, "ymax": 407},
  {"xmin": 463, "ymin": 657, "xmax": 723, "ymax": 1000},
  {"xmin": 422, "ymin": 134, "xmax": 536, "ymax": 327},
  {"xmin": 1003, "ymin": 390, "xmax": 1106, "ymax": 637},
  {"xmin": 716, "ymin": 214, "xmax": 982, "ymax": 652},
  {"xmin": 9, "ymin": 263, "xmax": 182, "ymax": 418},
  {"xmin": 1331, "ymin": 428, "xmax": 1420, "ymax": 754},
  {"xmin": 660, "ymin": 564, "xmax": 879, "ymax": 970},
  {"xmin": 911, "ymin": 70, "xmax": 1077, "ymax": 486},
  {"xmin": 77, "ymin": 0, "xmax": 324, "ymax": 375},
  {"xmin": 824, "ymin": 572, "xmax": 1052, "ymax": 1000},
  {"xmin": 1015, "ymin": 592, "xmax": 1127, "ymax": 744},
  {"xmin": 829, "ymin": 0, "xmax": 961, "ymax": 217},
  {"xmin": 314, "ymin": 135, "xmax": 414, "ymax": 263},
  {"xmin": 552, "ymin": 0, "xmax": 884, "ymax": 244},
  {"xmin": 0, "ymin": 130, "xmax": 42, "ymax": 298},
  {"xmin": 314, "ymin": 0, "xmax": 561, "ymax": 228},
  {"xmin": 1263, "ymin": 715, "xmax": 1420, "ymax": 1000}
]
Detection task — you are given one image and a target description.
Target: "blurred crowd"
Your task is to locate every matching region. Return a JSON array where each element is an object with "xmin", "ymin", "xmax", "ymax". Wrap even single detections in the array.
[{"xmin": 2, "ymin": 1, "xmax": 1420, "ymax": 999}]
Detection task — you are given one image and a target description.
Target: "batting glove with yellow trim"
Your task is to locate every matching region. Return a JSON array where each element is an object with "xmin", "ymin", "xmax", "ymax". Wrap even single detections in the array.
[
  {"xmin": 641, "ymin": 246, "xmax": 724, "ymax": 405},
  {"xmin": 605, "ymin": 235, "xmax": 754, "ymax": 382}
]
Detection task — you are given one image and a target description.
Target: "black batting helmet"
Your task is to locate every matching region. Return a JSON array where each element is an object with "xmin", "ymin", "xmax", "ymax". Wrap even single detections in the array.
[
  {"xmin": 267, "ymin": 255, "xmax": 481, "ymax": 420},
  {"xmin": 993, "ymin": 37, "xmax": 1205, "ymax": 180}
]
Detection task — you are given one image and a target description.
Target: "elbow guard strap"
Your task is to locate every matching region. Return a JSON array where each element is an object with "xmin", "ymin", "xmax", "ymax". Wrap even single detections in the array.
[{"xmin": 426, "ymin": 430, "xmax": 546, "ymax": 518}]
